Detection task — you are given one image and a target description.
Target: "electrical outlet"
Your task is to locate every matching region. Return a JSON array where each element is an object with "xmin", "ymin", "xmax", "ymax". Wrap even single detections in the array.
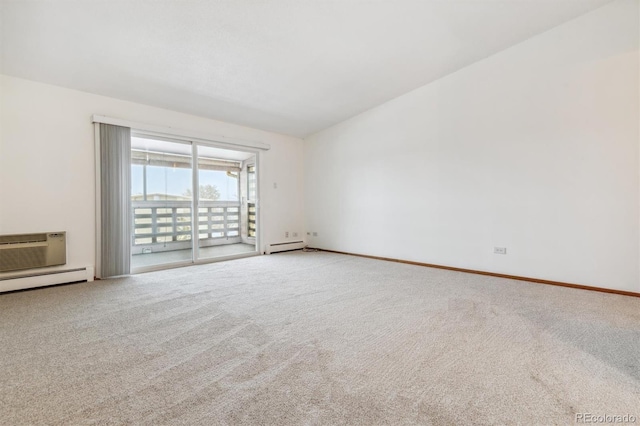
[
  {"xmin": 306, "ymin": 232, "xmax": 310, "ymax": 236},
  {"xmin": 313, "ymin": 232, "xmax": 318, "ymax": 237},
  {"xmin": 292, "ymin": 232, "xmax": 298, "ymax": 237},
  {"xmin": 285, "ymin": 231, "xmax": 289, "ymax": 238},
  {"xmin": 494, "ymin": 247, "xmax": 507, "ymax": 255}
]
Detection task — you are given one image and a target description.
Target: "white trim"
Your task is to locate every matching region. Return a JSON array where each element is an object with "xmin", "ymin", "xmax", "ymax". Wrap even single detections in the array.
[
  {"xmin": 255, "ymin": 152, "xmax": 263, "ymax": 254},
  {"xmin": 94, "ymin": 123, "xmax": 102, "ymax": 278},
  {"xmin": 92, "ymin": 115, "xmax": 271, "ymax": 151}
]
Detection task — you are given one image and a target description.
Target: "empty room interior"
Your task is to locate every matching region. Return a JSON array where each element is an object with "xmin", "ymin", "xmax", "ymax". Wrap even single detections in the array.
[{"xmin": 1, "ymin": 0, "xmax": 639, "ymax": 424}]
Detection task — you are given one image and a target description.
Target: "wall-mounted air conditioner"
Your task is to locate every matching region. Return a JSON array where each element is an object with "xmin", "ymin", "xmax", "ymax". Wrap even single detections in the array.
[{"xmin": 0, "ymin": 232, "xmax": 66, "ymax": 273}]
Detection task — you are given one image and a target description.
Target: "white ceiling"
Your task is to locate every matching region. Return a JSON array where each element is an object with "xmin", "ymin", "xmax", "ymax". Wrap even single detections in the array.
[{"xmin": 1, "ymin": 0, "xmax": 613, "ymax": 137}]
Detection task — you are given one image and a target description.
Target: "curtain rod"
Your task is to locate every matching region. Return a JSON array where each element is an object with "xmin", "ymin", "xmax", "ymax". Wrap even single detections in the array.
[{"xmin": 92, "ymin": 115, "xmax": 271, "ymax": 151}]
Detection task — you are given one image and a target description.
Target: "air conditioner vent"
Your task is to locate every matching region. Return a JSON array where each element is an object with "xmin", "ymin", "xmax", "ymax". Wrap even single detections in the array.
[{"xmin": 0, "ymin": 233, "xmax": 48, "ymax": 245}]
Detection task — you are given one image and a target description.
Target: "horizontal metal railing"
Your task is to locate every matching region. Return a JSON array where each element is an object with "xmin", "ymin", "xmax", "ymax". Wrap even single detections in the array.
[{"xmin": 132, "ymin": 200, "xmax": 240, "ymax": 247}]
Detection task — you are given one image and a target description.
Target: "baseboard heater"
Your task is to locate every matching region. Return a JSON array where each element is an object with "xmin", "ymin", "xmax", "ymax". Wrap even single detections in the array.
[
  {"xmin": 0, "ymin": 267, "xmax": 95, "ymax": 293},
  {"xmin": 265, "ymin": 241, "xmax": 306, "ymax": 254}
]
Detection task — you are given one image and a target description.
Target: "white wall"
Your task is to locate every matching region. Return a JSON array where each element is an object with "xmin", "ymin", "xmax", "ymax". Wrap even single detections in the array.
[
  {"xmin": 0, "ymin": 75, "xmax": 305, "ymax": 276},
  {"xmin": 305, "ymin": 0, "xmax": 640, "ymax": 292}
]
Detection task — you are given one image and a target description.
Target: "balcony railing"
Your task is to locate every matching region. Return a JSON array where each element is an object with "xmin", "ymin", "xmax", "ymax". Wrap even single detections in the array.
[
  {"xmin": 132, "ymin": 200, "xmax": 241, "ymax": 253},
  {"xmin": 248, "ymin": 202, "xmax": 256, "ymax": 237}
]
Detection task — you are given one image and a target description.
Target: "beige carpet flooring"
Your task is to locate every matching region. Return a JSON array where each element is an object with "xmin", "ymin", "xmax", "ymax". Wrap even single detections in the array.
[{"xmin": 1, "ymin": 251, "xmax": 639, "ymax": 425}]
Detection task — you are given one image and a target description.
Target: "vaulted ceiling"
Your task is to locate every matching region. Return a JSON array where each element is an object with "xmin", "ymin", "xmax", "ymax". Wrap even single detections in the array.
[{"xmin": 1, "ymin": 0, "xmax": 613, "ymax": 137}]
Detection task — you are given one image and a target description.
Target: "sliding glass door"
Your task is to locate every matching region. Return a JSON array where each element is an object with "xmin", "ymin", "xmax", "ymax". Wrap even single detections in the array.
[{"xmin": 130, "ymin": 136, "xmax": 258, "ymax": 272}]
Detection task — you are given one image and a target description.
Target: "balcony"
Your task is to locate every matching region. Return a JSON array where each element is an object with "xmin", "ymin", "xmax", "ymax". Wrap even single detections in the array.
[{"xmin": 131, "ymin": 200, "xmax": 256, "ymax": 269}]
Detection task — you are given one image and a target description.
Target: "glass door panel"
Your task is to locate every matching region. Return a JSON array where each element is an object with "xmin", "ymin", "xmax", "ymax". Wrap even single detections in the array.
[
  {"xmin": 130, "ymin": 136, "xmax": 193, "ymax": 270},
  {"xmin": 196, "ymin": 145, "xmax": 257, "ymax": 260}
]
